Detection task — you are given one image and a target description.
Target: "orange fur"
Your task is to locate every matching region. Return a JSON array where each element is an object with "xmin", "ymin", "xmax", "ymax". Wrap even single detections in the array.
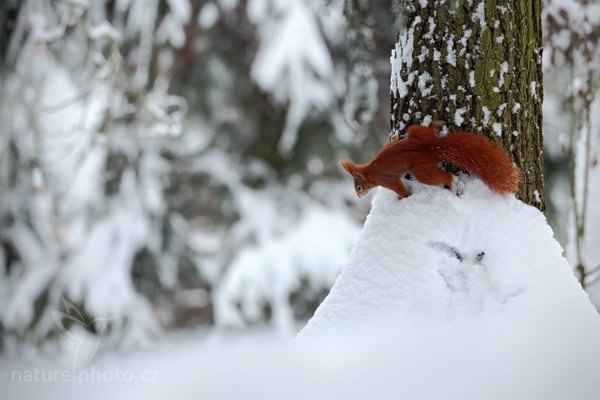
[{"xmin": 340, "ymin": 125, "xmax": 520, "ymax": 198}]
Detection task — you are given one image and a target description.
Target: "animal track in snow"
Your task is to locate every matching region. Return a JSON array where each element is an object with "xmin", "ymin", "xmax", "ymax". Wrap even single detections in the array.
[{"xmin": 429, "ymin": 241, "xmax": 485, "ymax": 264}]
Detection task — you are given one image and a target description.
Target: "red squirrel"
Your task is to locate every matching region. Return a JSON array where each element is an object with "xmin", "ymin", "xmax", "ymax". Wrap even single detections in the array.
[{"xmin": 340, "ymin": 124, "xmax": 520, "ymax": 198}]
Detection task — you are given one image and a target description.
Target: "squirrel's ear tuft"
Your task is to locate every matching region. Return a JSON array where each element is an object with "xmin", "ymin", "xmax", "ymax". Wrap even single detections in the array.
[{"xmin": 340, "ymin": 160, "xmax": 356, "ymax": 175}]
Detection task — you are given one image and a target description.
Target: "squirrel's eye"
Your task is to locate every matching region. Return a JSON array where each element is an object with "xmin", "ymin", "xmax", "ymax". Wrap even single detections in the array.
[{"xmin": 356, "ymin": 185, "xmax": 363, "ymax": 192}]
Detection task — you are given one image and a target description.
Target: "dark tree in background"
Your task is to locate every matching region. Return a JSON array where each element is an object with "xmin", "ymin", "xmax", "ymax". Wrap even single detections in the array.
[{"xmin": 391, "ymin": 0, "xmax": 545, "ymax": 210}]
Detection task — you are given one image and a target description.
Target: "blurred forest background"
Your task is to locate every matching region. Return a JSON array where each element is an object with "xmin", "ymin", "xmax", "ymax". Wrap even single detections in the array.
[{"xmin": 0, "ymin": 0, "xmax": 599, "ymax": 353}]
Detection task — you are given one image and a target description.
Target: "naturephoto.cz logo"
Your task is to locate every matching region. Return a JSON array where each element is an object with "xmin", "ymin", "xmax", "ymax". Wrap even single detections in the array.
[
  {"xmin": 11, "ymin": 366, "xmax": 158, "ymax": 385},
  {"xmin": 11, "ymin": 299, "xmax": 157, "ymax": 385}
]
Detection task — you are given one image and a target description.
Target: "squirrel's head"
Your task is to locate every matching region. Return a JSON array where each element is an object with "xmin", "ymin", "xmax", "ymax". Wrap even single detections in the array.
[{"xmin": 340, "ymin": 160, "xmax": 375, "ymax": 198}]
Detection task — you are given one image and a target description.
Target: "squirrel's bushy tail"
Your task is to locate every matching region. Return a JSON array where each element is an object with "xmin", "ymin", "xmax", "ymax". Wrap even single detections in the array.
[{"xmin": 437, "ymin": 132, "xmax": 520, "ymax": 195}]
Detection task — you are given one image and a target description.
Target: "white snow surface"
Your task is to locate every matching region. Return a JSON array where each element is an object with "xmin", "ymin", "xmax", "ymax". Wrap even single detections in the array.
[
  {"xmin": 295, "ymin": 182, "xmax": 600, "ymax": 398},
  {"xmin": 299, "ymin": 183, "xmax": 600, "ymax": 338},
  {"xmin": 4, "ymin": 181, "xmax": 600, "ymax": 400}
]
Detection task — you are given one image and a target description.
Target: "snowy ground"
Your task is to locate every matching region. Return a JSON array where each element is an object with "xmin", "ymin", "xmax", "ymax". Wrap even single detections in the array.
[
  {"xmin": 3, "ymin": 320, "xmax": 599, "ymax": 400},
  {"xmin": 3, "ymin": 180, "xmax": 600, "ymax": 400}
]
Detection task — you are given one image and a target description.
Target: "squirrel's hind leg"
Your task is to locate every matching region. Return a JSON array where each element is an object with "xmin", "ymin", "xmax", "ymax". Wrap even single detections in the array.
[{"xmin": 412, "ymin": 163, "xmax": 454, "ymax": 193}]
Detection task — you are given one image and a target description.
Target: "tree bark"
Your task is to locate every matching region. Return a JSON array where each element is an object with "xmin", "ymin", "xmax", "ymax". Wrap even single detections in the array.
[{"xmin": 391, "ymin": 0, "xmax": 545, "ymax": 211}]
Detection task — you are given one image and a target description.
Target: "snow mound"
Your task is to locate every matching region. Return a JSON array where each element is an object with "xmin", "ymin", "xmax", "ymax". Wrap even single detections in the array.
[
  {"xmin": 299, "ymin": 181, "xmax": 600, "ymax": 338},
  {"xmin": 294, "ymin": 181, "xmax": 600, "ymax": 399}
]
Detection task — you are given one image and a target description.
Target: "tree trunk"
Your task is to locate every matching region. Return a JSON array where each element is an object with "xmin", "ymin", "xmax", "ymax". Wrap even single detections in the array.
[{"xmin": 390, "ymin": 0, "xmax": 545, "ymax": 211}]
